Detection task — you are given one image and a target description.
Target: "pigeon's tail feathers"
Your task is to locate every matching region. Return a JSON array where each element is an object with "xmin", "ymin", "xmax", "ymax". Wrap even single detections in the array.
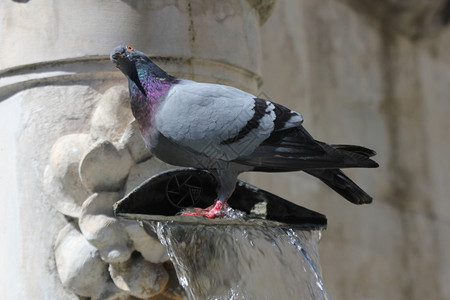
[
  {"xmin": 304, "ymin": 169, "xmax": 373, "ymax": 204},
  {"xmin": 322, "ymin": 142, "xmax": 379, "ymax": 168},
  {"xmin": 330, "ymin": 144, "xmax": 377, "ymax": 158},
  {"xmin": 238, "ymin": 127, "xmax": 379, "ymax": 171}
]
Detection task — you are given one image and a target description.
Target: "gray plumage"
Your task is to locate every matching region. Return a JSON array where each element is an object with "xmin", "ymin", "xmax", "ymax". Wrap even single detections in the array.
[{"xmin": 111, "ymin": 45, "xmax": 378, "ymax": 217}]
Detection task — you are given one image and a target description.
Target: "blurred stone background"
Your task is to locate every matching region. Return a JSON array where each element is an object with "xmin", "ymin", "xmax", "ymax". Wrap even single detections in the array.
[
  {"xmin": 246, "ymin": 1, "xmax": 450, "ymax": 299},
  {"xmin": 1, "ymin": 0, "xmax": 449, "ymax": 299}
]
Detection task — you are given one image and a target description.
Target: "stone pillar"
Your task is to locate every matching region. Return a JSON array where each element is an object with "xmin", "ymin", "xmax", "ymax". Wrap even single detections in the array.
[{"xmin": 0, "ymin": 1, "xmax": 276, "ymax": 298}]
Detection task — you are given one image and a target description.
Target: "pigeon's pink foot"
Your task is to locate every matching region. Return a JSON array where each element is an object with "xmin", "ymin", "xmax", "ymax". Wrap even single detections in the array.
[{"xmin": 182, "ymin": 201, "xmax": 228, "ymax": 219}]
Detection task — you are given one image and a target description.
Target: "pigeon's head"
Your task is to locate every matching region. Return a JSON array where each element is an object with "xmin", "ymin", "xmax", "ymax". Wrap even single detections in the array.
[
  {"xmin": 110, "ymin": 45, "xmax": 175, "ymax": 83},
  {"xmin": 110, "ymin": 45, "xmax": 149, "ymax": 76}
]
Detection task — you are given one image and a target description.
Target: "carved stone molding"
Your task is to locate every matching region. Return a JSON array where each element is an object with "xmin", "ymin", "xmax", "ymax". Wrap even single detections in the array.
[{"xmin": 44, "ymin": 86, "xmax": 185, "ymax": 299}]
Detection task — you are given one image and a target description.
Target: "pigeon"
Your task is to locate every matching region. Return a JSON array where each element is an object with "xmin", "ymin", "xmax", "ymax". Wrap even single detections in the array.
[{"xmin": 111, "ymin": 45, "xmax": 379, "ymax": 218}]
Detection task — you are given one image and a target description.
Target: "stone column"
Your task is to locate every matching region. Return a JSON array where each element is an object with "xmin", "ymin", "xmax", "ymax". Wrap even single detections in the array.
[{"xmin": 0, "ymin": 0, "xmax": 276, "ymax": 298}]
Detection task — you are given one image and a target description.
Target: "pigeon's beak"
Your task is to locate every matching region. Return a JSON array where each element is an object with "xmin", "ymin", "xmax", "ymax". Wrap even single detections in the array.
[
  {"xmin": 111, "ymin": 52, "xmax": 122, "ymax": 62},
  {"xmin": 110, "ymin": 46, "xmax": 131, "ymax": 70},
  {"xmin": 111, "ymin": 51, "xmax": 124, "ymax": 69}
]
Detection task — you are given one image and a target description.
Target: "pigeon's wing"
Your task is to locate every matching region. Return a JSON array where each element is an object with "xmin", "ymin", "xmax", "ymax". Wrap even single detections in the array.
[
  {"xmin": 236, "ymin": 125, "xmax": 379, "ymax": 171},
  {"xmin": 155, "ymin": 80, "xmax": 303, "ymax": 161},
  {"xmin": 304, "ymin": 168, "xmax": 373, "ymax": 204}
]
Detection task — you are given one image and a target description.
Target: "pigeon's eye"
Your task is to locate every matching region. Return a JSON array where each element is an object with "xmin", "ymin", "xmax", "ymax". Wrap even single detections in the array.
[{"xmin": 127, "ymin": 46, "xmax": 134, "ymax": 51}]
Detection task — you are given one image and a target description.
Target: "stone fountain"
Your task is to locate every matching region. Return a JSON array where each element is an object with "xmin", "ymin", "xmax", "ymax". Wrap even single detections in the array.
[
  {"xmin": 0, "ymin": 1, "xmax": 329, "ymax": 299},
  {"xmin": 114, "ymin": 168, "xmax": 331, "ymax": 300}
]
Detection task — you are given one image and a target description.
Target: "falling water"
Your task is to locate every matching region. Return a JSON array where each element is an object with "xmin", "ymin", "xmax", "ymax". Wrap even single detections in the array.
[
  {"xmin": 114, "ymin": 169, "xmax": 331, "ymax": 299},
  {"xmin": 148, "ymin": 218, "xmax": 331, "ymax": 300}
]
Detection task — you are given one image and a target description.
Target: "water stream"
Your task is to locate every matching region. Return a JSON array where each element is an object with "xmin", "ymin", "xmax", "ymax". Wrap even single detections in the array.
[
  {"xmin": 114, "ymin": 169, "xmax": 331, "ymax": 299},
  {"xmin": 150, "ymin": 219, "xmax": 331, "ymax": 300}
]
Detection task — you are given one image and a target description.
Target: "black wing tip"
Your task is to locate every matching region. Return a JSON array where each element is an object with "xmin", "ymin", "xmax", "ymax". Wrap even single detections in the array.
[
  {"xmin": 360, "ymin": 197, "xmax": 373, "ymax": 204},
  {"xmin": 305, "ymin": 169, "xmax": 374, "ymax": 205},
  {"xmin": 332, "ymin": 145, "xmax": 379, "ymax": 169},
  {"xmin": 348, "ymin": 191, "xmax": 373, "ymax": 205},
  {"xmin": 365, "ymin": 159, "xmax": 379, "ymax": 169},
  {"xmin": 331, "ymin": 144, "xmax": 377, "ymax": 158}
]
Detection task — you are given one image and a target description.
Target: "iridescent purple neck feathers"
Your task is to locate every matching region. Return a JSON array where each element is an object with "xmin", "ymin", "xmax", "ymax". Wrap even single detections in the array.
[
  {"xmin": 110, "ymin": 45, "xmax": 178, "ymax": 141},
  {"xmin": 128, "ymin": 73, "xmax": 175, "ymax": 140}
]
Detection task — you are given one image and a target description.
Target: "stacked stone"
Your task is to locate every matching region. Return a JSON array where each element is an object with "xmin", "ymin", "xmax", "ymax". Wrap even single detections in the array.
[{"xmin": 45, "ymin": 86, "xmax": 185, "ymax": 299}]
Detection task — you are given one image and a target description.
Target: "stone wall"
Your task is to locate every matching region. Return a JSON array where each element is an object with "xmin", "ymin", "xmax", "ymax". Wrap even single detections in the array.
[{"xmin": 242, "ymin": 0, "xmax": 450, "ymax": 299}]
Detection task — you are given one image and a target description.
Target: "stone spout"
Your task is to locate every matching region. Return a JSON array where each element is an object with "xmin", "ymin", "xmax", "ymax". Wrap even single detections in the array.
[{"xmin": 114, "ymin": 168, "xmax": 327, "ymax": 227}]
